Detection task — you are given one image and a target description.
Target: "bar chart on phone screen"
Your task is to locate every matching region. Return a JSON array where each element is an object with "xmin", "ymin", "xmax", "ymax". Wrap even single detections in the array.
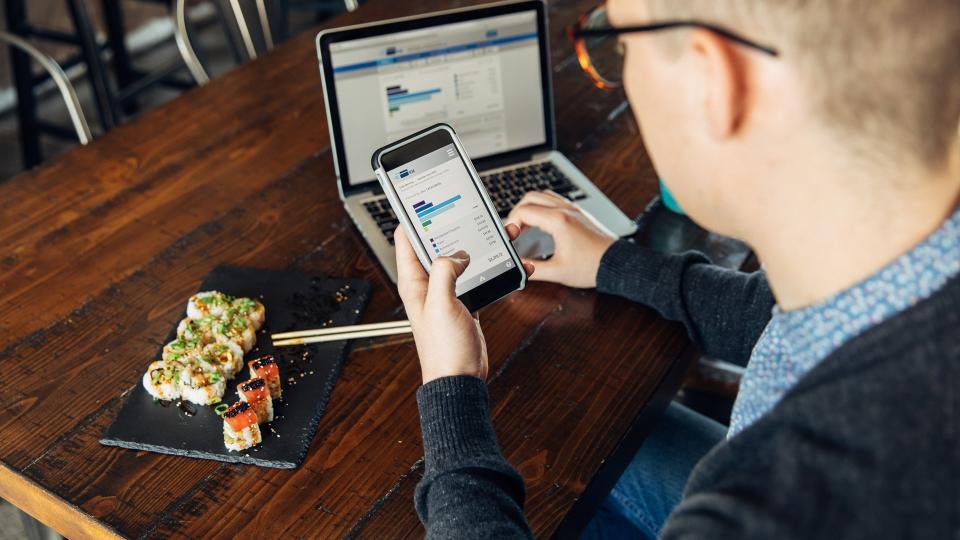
[{"xmin": 391, "ymin": 144, "xmax": 507, "ymax": 287}]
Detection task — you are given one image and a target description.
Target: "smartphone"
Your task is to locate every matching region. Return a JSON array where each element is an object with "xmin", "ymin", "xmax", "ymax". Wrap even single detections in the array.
[{"xmin": 371, "ymin": 123, "xmax": 526, "ymax": 312}]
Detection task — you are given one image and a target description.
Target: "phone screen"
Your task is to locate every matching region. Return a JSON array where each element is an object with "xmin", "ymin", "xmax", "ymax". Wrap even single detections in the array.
[{"xmin": 385, "ymin": 142, "xmax": 515, "ymax": 295}]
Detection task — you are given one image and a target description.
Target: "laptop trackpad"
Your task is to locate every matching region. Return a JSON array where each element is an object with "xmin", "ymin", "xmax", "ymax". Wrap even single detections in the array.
[{"xmin": 512, "ymin": 227, "xmax": 555, "ymax": 260}]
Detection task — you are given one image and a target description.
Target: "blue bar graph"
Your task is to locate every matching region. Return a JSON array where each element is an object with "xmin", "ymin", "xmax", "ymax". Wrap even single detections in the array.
[
  {"xmin": 417, "ymin": 195, "xmax": 461, "ymax": 219},
  {"xmin": 416, "ymin": 195, "xmax": 462, "ymax": 230},
  {"xmin": 389, "ymin": 88, "xmax": 441, "ymax": 104},
  {"xmin": 414, "ymin": 202, "xmax": 434, "ymax": 214},
  {"xmin": 387, "ymin": 86, "xmax": 442, "ymax": 115},
  {"xmin": 420, "ymin": 204, "xmax": 456, "ymax": 221}
]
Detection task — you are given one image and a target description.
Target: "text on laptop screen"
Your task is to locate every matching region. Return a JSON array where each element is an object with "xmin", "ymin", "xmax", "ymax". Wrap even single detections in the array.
[{"xmin": 329, "ymin": 11, "xmax": 547, "ymax": 186}]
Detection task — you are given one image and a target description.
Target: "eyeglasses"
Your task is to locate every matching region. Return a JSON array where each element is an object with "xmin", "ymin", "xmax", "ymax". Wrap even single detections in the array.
[{"xmin": 568, "ymin": 3, "xmax": 780, "ymax": 90}]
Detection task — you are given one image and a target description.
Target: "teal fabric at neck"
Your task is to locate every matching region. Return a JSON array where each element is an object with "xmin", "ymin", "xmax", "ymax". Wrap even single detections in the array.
[{"xmin": 729, "ymin": 206, "xmax": 960, "ymax": 438}]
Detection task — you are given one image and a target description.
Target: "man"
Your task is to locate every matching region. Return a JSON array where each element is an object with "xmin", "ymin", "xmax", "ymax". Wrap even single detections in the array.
[{"xmin": 395, "ymin": 0, "xmax": 960, "ymax": 537}]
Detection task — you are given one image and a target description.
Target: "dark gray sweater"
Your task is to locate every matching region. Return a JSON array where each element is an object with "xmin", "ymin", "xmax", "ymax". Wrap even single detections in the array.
[{"xmin": 414, "ymin": 240, "xmax": 960, "ymax": 539}]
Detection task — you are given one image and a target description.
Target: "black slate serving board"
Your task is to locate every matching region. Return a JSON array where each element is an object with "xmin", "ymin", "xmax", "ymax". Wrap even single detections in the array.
[{"xmin": 100, "ymin": 266, "xmax": 371, "ymax": 469}]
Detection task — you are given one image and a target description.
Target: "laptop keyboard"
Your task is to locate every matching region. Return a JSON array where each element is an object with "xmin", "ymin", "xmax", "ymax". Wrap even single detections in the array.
[
  {"xmin": 364, "ymin": 198, "xmax": 400, "ymax": 245},
  {"xmin": 363, "ymin": 161, "xmax": 586, "ymax": 246}
]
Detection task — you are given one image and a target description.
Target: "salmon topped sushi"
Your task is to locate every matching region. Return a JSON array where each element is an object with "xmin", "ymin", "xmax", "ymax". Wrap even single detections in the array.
[
  {"xmin": 200, "ymin": 341, "xmax": 243, "ymax": 379},
  {"xmin": 213, "ymin": 312, "xmax": 256, "ymax": 353},
  {"xmin": 142, "ymin": 360, "xmax": 182, "ymax": 400},
  {"xmin": 186, "ymin": 291, "xmax": 235, "ymax": 320},
  {"xmin": 230, "ymin": 297, "xmax": 265, "ymax": 330},
  {"xmin": 249, "ymin": 356, "xmax": 282, "ymax": 399},
  {"xmin": 223, "ymin": 401, "xmax": 261, "ymax": 452},
  {"xmin": 178, "ymin": 356, "xmax": 226, "ymax": 405},
  {"xmin": 238, "ymin": 378, "xmax": 274, "ymax": 423}
]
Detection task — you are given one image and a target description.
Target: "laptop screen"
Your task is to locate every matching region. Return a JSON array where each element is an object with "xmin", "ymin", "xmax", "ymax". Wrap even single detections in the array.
[{"xmin": 326, "ymin": 9, "xmax": 548, "ymax": 188}]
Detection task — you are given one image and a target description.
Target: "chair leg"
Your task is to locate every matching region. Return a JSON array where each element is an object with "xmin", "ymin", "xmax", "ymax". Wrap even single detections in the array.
[
  {"xmin": 4, "ymin": 0, "xmax": 42, "ymax": 168},
  {"xmin": 66, "ymin": 0, "xmax": 118, "ymax": 130},
  {"xmin": 102, "ymin": 0, "xmax": 139, "ymax": 114},
  {"xmin": 212, "ymin": 0, "xmax": 246, "ymax": 64}
]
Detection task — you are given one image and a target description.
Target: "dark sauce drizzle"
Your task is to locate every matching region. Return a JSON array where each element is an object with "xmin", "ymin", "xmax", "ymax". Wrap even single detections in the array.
[{"xmin": 177, "ymin": 401, "xmax": 197, "ymax": 417}]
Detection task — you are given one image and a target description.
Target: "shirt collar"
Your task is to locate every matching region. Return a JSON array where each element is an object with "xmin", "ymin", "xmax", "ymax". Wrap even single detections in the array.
[{"xmin": 772, "ymin": 205, "xmax": 960, "ymax": 358}]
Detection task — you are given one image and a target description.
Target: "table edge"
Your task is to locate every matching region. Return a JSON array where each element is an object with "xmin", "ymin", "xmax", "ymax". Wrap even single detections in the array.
[
  {"xmin": 549, "ymin": 342, "xmax": 699, "ymax": 539},
  {"xmin": 0, "ymin": 461, "xmax": 123, "ymax": 540}
]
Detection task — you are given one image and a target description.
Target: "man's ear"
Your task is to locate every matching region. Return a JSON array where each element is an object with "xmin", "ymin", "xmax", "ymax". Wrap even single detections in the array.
[{"xmin": 687, "ymin": 29, "xmax": 748, "ymax": 139}]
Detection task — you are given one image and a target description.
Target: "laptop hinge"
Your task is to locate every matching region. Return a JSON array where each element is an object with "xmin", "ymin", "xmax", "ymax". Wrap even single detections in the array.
[
  {"xmin": 474, "ymin": 149, "xmax": 543, "ymax": 172},
  {"xmin": 341, "ymin": 179, "xmax": 383, "ymax": 198}
]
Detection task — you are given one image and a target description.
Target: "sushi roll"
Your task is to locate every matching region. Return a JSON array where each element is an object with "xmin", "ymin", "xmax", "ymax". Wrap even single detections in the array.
[
  {"xmin": 178, "ymin": 356, "xmax": 227, "ymax": 405},
  {"xmin": 237, "ymin": 378, "xmax": 274, "ymax": 423},
  {"xmin": 186, "ymin": 291, "xmax": 234, "ymax": 320},
  {"xmin": 142, "ymin": 360, "xmax": 181, "ymax": 400},
  {"xmin": 249, "ymin": 355, "xmax": 282, "ymax": 399},
  {"xmin": 162, "ymin": 337, "xmax": 201, "ymax": 365},
  {"xmin": 176, "ymin": 316, "xmax": 216, "ymax": 345},
  {"xmin": 212, "ymin": 313, "xmax": 257, "ymax": 353},
  {"xmin": 230, "ymin": 297, "xmax": 266, "ymax": 330},
  {"xmin": 223, "ymin": 401, "xmax": 262, "ymax": 451},
  {"xmin": 200, "ymin": 341, "xmax": 244, "ymax": 379}
]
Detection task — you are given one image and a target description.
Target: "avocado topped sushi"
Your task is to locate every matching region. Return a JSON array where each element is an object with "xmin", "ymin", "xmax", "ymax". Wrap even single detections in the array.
[
  {"xmin": 178, "ymin": 356, "xmax": 226, "ymax": 405},
  {"xmin": 187, "ymin": 291, "xmax": 235, "ymax": 319},
  {"xmin": 142, "ymin": 360, "xmax": 182, "ymax": 400}
]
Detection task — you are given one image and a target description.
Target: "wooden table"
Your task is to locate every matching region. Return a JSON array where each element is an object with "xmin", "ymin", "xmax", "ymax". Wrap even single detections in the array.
[{"xmin": 0, "ymin": 0, "xmax": 748, "ymax": 537}]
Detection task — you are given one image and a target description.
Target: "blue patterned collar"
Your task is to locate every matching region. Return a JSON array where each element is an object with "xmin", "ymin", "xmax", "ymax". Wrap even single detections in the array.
[{"xmin": 729, "ymin": 205, "xmax": 960, "ymax": 438}]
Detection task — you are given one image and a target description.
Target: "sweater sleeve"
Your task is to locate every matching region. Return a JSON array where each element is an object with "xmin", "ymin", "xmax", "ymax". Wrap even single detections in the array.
[
  {"xmin": 596, "ymin": 239, "xmax": 775, "ymax": 365},
  {"xmin": 415, "ymin": 376, "xmax": 533, "ymax": 539}
]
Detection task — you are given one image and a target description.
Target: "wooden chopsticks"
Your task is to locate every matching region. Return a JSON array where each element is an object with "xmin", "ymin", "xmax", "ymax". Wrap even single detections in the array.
[{"xmin": 271, "ymin": 320, "xmax": 411, "ymax": 347}]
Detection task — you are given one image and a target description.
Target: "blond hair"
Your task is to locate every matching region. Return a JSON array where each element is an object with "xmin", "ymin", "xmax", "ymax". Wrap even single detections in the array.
[{"xmin": 647, "ymin": 0, "xmax": 960, "ymax": 169}]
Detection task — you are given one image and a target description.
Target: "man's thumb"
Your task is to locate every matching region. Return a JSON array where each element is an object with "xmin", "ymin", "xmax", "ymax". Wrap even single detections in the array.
[{"xmin": 428, "ymin": 251, "xmax": 470, "ymax": 299}]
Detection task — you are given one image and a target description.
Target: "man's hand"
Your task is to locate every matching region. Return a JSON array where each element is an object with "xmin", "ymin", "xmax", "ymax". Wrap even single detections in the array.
[
  {"xmin": 395, "ymin": 224, "xmax": 534, "ymax": 384},
  {"xmin": 507, "ymin": 191, "xmax": 617, "ymax": 288}
]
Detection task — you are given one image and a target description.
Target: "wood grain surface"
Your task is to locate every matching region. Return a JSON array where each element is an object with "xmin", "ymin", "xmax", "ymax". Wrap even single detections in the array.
[{"xmin": 0, "ymin": 0, "xmax": 748, "ymax": 537}]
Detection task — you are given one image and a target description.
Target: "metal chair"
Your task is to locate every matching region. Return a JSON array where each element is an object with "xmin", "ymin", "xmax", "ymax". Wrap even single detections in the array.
[
  {"xmin": 175, "ymin": 0, "xmax": 212, "ymax": 84},
  {"xmin": 0, "ymin": 31, "xmax": 92, "ymax": 149},
  {"xmin": 175, "ymin": 0, "xmax": 357, "ymax": 85},
  {"xmin": 4, "ymin": 0, "xmax": 209, "ymax": 168},
  {"xmin": 230, "ymin": 0, "xmax": 276, "ymax": 60},
  {"xmin": 175, "ymin": 0, "xmax": 260, "ymax": 84}
]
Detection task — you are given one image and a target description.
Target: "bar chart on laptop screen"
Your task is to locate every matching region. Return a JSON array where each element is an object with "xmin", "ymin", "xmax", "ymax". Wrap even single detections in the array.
[
  {"xmin": 386, "ymin": 85, "xmax": 443, "ymax": 117},
  {"xmin": 378, "ymin": 55, "xmax": 507, "ymax": 156}
]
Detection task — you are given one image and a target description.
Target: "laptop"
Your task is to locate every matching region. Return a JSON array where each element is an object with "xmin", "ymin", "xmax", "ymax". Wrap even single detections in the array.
[{"xmin": 316, "ymin": 0, "xmax": 637, "ymax": 282}]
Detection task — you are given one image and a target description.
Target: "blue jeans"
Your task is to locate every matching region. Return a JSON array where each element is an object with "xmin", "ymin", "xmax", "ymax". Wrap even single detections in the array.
[{"xmin": 580, "ymin": 402, "xmax": 727, "ymax": 540}]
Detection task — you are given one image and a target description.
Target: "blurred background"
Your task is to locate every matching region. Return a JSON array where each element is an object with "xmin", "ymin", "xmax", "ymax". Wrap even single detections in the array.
[
  {"xmin": 0, "ymin": 2, "xmax": 357, "ymax": 537},
  {"xmin": 0, "ymin": 0, "xmax": 355, "ymax": 182}
]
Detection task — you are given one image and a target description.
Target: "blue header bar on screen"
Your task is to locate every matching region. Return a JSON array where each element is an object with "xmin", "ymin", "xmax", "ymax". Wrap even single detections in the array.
[{"xmin": 332, "ymin": 32, "xmax": 538, "ymax": 74}]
